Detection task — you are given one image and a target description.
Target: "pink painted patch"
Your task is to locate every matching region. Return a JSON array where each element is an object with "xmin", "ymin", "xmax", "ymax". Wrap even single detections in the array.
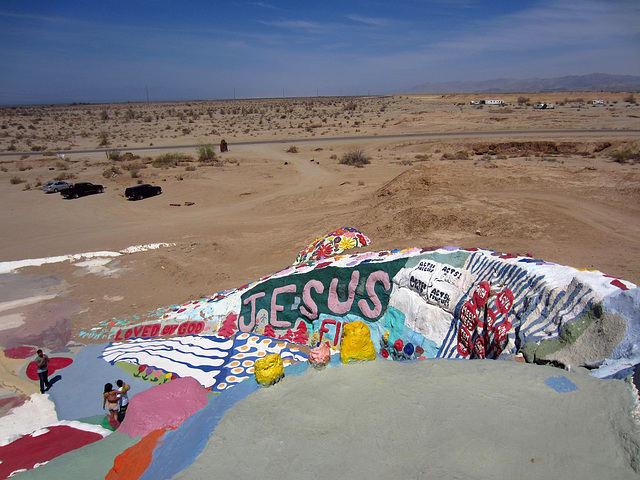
[
  {"xmin": 3, "ymin": 346, "xmax": 37, "ymax": 359},
  {"xmin": 610, "ymin": 279, "xmax": 629, "ymax": 290},
  {"xmin": 0, "ymin": 396, "xmax": 27, "ymax": 410},
  {"xmin": 0, "ymin": 425, "xmax": 102, "ymax": 479},
  {"xmin": 25, "ymin": 357, "xmax": 73, "ymax": 381},
  {"xmin": 117, "ymin": 376, "xmax": 208, "ymax": 438}
]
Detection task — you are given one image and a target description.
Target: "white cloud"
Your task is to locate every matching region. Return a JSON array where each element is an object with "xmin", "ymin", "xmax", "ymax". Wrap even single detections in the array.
[{"xmin": 346, "ymin": 14, "xmax": 389, "ymax": 26}]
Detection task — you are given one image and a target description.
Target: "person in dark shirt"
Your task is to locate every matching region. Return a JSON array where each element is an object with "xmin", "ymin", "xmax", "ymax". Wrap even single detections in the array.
[{"xmin": 34, "ymin": 349, "xmax": 51, "ymax": 393}]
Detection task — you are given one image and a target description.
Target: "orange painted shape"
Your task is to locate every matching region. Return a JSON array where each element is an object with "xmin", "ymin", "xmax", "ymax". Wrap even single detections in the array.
[{"xmin": 105, "ymin": 427, "xmax": 174, "ymax": 480}]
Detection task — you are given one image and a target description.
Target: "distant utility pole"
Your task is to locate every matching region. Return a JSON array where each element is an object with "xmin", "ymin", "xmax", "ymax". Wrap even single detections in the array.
[{"xmin": 145, "ymin": 85, "xmax": 150, "ymax": 106}]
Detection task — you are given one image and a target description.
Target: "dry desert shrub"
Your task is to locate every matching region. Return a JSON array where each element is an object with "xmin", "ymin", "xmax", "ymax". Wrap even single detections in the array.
[
  {"xmin": 97, "ymin": 130, "xmax": 109, "ymax": 146},
  {"xmin": 54, "ymin": 172, "xmax": 74, "ymax": 181},
  {"xmin": 105, "ymin": 149, "xmax": 122, "ymax": 161},
  {"xmin": 286, "ymin": 145, "xmax": 298, "ymax": 153},
  {"xmin": 9, "ymin": 176, "xmax": 25, "ymax": 184},
  {"xmin": 102, "ymin": 166, "xmax": 121, "ymax": 178},
  {"xmin": 441, "ymin": 150, "xmax": 470, "ymax": 160},
  {"xmin": 122, "ymin": 161, "xmax": 146, "ymax": 178},
  {"xmin": 16, "ymin": 162, "xmax": 32, "ymax": 171},
  {"xmin": 340, "ymin": 150, "xmax": 371, "ymax": 167},
  {"xmin": 610, "ymin": 147, "xmax": 640, "ymax": 164},
  {"xmin": 196, "ymin": 144, "xmax": 216, "ymax": 162},
  {"xmin": 152, "ymin": 152, "xmax": 190, "ymax": 168}
]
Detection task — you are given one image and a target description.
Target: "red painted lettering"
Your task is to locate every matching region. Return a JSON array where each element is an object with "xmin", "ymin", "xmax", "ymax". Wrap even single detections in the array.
[
  {"xmin": 457, "ymin": 326, "xmax": 471, "ymax": 357},
  {"xmin": 161, "ymin": 324, "xmax": 178, "ymax": 335},
  {"xmin": 460, "ymin": 301, "xmax": 477, "ymax": 331},
  {"xmin": 473, "ymin": 336, "xmax": 486, "ymax": 359},
  {"xmin": 319, "ymin": 319, "xmax": 336, "ymax": 343},
  {"xmin": 333, "ymin": 321, "xmax": 343, "ymax": 345},
  {"xmin": 114, "ymin": 329, "xmax": 124, "ymax": 341},
  {"xmin": 473, "ymin": 281, "xmax": 491, "ymax": 308},
  {"xmin": 496, "ymin": 289, "xmax": 514, "ymax": 314}
]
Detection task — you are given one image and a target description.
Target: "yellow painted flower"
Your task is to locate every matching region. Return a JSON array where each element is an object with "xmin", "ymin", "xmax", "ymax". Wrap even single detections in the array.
[{"xmin": 338, "ymin": 236, "xmax": 357, "ymax": 251}]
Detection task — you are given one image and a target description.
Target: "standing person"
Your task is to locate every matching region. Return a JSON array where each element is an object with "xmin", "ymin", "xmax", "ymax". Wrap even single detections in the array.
[
  {"xmin": 34, "ymin": 349, "xmax": 51, "ymax": 393},
  {"xmin": 102, "ymin": 383, "xmax": 120, "ymax": 428},
  {"xmin": 115, "ymin": 379, "xmax": 130, "ymax": 423}
]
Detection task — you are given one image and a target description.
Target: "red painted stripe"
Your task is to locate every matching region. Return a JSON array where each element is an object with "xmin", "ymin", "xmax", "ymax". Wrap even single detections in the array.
[{"xmin": 0, "ymin": 426, "xmax": 102, "ymax": 479}]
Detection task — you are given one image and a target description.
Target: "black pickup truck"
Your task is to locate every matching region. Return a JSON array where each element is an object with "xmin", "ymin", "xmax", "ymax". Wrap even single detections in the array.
[
  {"xmin": 61, "ymin": 182, "xmax": 104, "ymax": 199},
  {"xmin": 125, "ymin": 184, "xmax": 162, "ymax": 200}
]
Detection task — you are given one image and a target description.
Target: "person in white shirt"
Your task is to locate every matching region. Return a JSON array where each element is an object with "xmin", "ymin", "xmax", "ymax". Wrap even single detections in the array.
[{"xmin": 115, "ymin": 379, "xmax": 130, "ymax": 422}]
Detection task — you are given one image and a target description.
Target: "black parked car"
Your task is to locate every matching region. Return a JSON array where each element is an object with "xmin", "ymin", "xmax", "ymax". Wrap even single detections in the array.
[
  {"xmin": 125, "ymin": 184, "xmax": 162, "ymax": 200},
  {"xmin": 61, "ymin": 182, "xmax": 104, "ymax": 199}
]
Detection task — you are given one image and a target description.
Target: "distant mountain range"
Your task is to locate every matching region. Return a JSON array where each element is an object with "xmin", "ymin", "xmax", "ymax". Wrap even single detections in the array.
[{"xmin": 404, "ymin": 73, "xmax": 640, "ymax": 94}]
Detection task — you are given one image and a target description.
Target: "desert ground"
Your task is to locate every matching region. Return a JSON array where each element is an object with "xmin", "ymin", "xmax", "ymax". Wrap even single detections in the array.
[
  {"xmin": 0, "ymin": 92, "xmax": 639, "ymax": 479},
  {"xmin": 0, "ymin": 92, "xmax": 639, "ymax": 389}
]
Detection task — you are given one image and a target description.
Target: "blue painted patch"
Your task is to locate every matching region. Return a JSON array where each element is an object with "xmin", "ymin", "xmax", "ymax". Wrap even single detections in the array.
[
  {"xmin": 140, "ymin": 361, "xmax": 309, "ymax": 480},
  {"xmin": 544, "ymin": 375, "xmax": 578, "ymax": 393}
]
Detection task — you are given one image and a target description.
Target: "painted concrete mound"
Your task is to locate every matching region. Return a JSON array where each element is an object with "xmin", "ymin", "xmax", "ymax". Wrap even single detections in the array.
[
  {"xmin": 2, "ymin": 242, "xmax": 640, "ymax": 479},
  {"xmin": 94, "ymin": 246, "xmax": 638, "ymax": 381},
  {"xmin": 117, "ymin": 376, "xmax": 208, "ymax": 438}
]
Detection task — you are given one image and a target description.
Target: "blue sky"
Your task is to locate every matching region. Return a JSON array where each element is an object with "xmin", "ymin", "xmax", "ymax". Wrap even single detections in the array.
[{"xmin": 0, "ymin": 0, "xmax": 638, "ymax": 104}]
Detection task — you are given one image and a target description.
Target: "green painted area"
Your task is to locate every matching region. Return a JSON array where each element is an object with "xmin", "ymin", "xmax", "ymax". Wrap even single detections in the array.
[
  {"xmin": 534, "ymin": 303, "xmax": 603, "ymax": 362},
  {"xmin": 19, "ymin": 431, "xmax": 139, "ymax": 480},
  {"xmin": 520, "ymin": 342, "xmax": 539, "ymax": 363},
  {"xmin": 239, "ymin": 258, "xmax": 410, "ymax": 331},
  {"xmin": 115, "ymin": 361, "xmax": 174, "ymax": 384},
  {"xmin": 403, "ymin": 249, "xmax": 471, "ymax": 270},
  {"xmin": 100, "ymin": 415, "xmax": 118, "ymax": 431},
  {"xmin": 238, "ymin": 252, "xmax": 469, "ymax": 335},
  {"xmin": 77, "ymin": 414, "xmax": 110, "ymax": 427},
  {"xmin": 382, "ymin": 305, "xmax": 406, "ymax": 344}
]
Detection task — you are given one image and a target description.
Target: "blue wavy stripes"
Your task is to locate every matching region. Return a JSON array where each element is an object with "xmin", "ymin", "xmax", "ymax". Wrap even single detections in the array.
[
  {"xmin": 102, "ymin": 335, "xmax": 234, "ymax": 388},
  {"xmin": 437, "ymin": 252, "xmax": 596, "ymax": 359}
]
